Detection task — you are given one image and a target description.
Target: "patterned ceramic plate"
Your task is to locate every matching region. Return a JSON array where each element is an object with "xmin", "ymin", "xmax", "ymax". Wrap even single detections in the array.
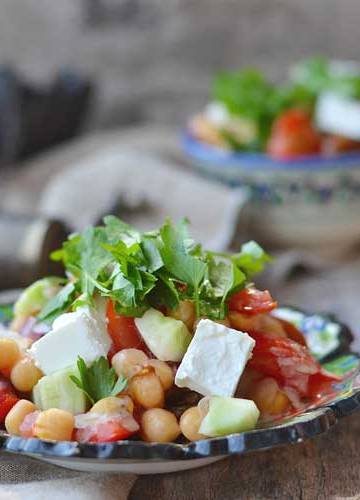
[{"xmin": 0, "ymin": 291, "xmax": 359, "ymax": 474}]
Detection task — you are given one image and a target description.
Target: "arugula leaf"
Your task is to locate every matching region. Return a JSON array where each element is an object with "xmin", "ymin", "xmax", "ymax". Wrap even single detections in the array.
[
  {"xmin": 37, "ymin": 283, "xmax": 76, "ymax": 324},
  {"xmin": 70, "ymin": 356, "xmax": 128, "ymax": 405}
]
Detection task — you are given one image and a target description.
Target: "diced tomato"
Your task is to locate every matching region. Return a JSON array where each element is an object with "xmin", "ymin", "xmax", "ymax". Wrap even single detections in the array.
[
  {"xmin": 267, "ymin": 108, "xmax": 321, "ymax": 160},
  {"xmin": 75, "ymin": 421, "xmax": 133, "ymax": 443},
  {"xmin": 277, "ymin": 318, "xmax": 307, "ymax": 346},
  {"xmin": 0, "ymin": 368, "xmax": 11, "ymax": 379},
  {"xmin": 0, "ymin": 376, "xmax": 15, "ymax": 394},
  {"xmin": 0, "ymin": 392, "xmax": 19, "ymax": 423},
  {"xmin": 75, "ymin": 414, "xmax": 139, "ymax": 443},
  {"xmin": 106, "ymin": 301, "xmax": 147, "ymax": 354},
  {"xmin": 247, "ymin": 331, "xmax": 340, "ymax": 398},
  {"xmin": 228, "ymin": 288, "xmax": 277, "ymax": 316},
  {"xmin": 321, "ymin": 134, "xmax": 360, "ymax": 156},
  {"xmin": 19, "ymin": 411, "xmax": 40, "ymax": 438}
]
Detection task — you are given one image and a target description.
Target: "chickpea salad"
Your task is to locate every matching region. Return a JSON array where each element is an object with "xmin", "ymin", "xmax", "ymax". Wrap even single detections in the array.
[
  {"xmin": 0, "ymin": 216, "xmax": 339, "ymax": 444},
  {"xmin": 190, "ymin": 56, "xmax": 360, "ymax": 159}
]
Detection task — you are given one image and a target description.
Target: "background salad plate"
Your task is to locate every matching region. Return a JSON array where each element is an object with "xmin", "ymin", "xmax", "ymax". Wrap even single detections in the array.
[
  {"xmin": 0, "ymin": 291, "xmax": 359, "ymax": 474},
  {"xmin": 183, "ymin": 133, "xmax": 360, "ymax": 256}
]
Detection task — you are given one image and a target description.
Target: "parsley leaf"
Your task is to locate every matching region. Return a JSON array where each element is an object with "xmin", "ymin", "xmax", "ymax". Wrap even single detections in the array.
[
  {"xmin": 37, "ymin": 283, "xmax": 76, "ymax": 324},
  {"xmin": 70, "ymin": 356, "xmax": 128, "ymax": 405},
  {"xmin": 50, "ymin": 215, "xmax": 272, "ymax": 321},
  {"xmin": 233, "ymin": 241, "xmax": 272, "ymax": 277}
]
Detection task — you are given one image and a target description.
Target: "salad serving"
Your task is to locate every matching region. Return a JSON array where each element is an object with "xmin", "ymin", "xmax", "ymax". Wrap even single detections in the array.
[
  {"xmin": 189, "ymin": 56, "xmax": 360, "ymax": 160},
  {"xmin": 0, "ymin": 216, "xmax": 340, "ymax": 445}
]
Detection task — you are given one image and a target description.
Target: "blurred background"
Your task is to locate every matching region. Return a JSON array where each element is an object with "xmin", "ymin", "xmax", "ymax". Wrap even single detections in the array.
[
  {"xmin": 0, "ymin": 0, "xmax": 360, "ymax": 344},
  {"xmin": 0, "ymin": 0, "xmax": 359, "ymax": 130}
]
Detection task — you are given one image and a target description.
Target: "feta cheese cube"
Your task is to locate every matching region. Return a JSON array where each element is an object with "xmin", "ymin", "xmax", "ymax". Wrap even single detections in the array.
[
  {"xmin": 315, "ymin": 92, "xmax": 360, "ymax": 140},
  {"xmin": 175, "ymin": 319, "xmax": 255, "ymax": 397},
  {"xmin": 29, "ymin": 306, "xmax": 112, "ymax": 375}
]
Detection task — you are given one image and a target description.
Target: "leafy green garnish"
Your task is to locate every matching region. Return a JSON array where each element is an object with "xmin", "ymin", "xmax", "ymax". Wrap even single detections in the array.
[
  {"xmin": 292, "ymin": 56, "xmax": 360, "ymax": 99},
  {"xmin": 232, "ymin": 241, "xmax": 272, "ymax": 277},
  {"xmin": 37, "ymin": 283, "xmax": 76, "ymax": 324},
  {"xmin": 213, "ymin": 69, "xmax": 276, "ymax": 148},
  {"xmin": 70, "ymin": 356, "xmax": 128, "ymax": 405},
  {"xmin": 51, "ymin": 216, "xmax": 271, "ymax": 320}
]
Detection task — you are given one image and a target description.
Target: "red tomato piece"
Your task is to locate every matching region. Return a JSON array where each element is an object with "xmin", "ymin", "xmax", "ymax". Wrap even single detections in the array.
[
  {"xmin": 277, "ymin": 318, "xmax": 307, "ymax": 346},
  {"xmin": 106, "ymin": 301, "xmax": 147, "ymax": 354},
  {"xmin": 267, "ymin": 108, "xmax": 321, "ymax": 160},
  {"xmin": 228, "ymin": 288, "xmax": 277, "ymax": 316},
  {"xmin": 0, "ymin": 376, "xmax": 15, "ymax": 394},
  {"xmin": 75, "ymin": 421, "xmax": 133, "ymax": 443},
  {"xmin": 247, "ymin": 331, "xmax": 339, "ymax": 398},
  {"xmin": 0, "ymin": 392, "xmax": 19, "ymax": 423},
  {"xmin": 75, "ymin": 415, "xmax": 139, "ymax": 443}
]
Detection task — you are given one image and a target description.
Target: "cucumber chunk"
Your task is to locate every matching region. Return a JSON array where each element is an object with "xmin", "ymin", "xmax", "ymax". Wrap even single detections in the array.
[
  {"xmin": 32, "ymin": 365, "xmax": 87, "ymax": 414},
  {"xmin": 199, "ymin": 397, "xmax": 260, "ymax": 437},
  {"xmin": 14, "ymin": 277, "xmax": 63, "ymax": 317},
  {"xmin": 135, "ymin": 308, "xmax": 192, "ymax": 362}
]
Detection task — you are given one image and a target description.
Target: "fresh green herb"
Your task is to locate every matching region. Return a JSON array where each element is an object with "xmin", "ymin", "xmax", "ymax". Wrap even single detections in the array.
[
  {"xmin": 70, "ymin": 356, "xmax": 128, "ymax": 405},
  {"xmin": 292, "ymin": 56, "xmax": 360, "ymax": 99},
  {"xmin": 37, "ymin": 283, "xmax": 76, "ymax": 324},
  {"xmin": 51, "ymin": 216, "xmax": 271, "ymax": 320},
  {"xmin": 232, "ymin": 241, "xmax": 272, "ymax": 277},
  {"xmin": 212, "ymin": 69, "xmax": 276, "ymax": 148}
]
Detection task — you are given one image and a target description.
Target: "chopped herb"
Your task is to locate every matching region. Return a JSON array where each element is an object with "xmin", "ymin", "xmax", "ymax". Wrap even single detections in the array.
[
  {"xmin": 51, "ymin": 216, "xmax": 271, "ymax": 320},
  {"xmin": 70, "ymin": 356, "xmax": 128, "ymax": 405},
  {"xmin": 37, "ymin": 283, "xmax": 76, "ymax": 324}
]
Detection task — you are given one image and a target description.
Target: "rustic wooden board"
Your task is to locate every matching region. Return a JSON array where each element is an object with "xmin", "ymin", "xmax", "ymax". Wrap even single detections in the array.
[{"xmin": 130, "ymin": 413, "xmax": 360, "ymax": 500}]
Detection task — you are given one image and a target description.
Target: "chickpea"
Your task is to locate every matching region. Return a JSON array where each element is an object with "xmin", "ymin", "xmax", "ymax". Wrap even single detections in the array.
[
  {"xmin": 180, "ymin": 407, "xmax": 205, "ymax": 441},
  {"xmin": 10, "ymin": 357, "xmax": 43, "ymax": 392},
  {"xmin": 147, "ymin": 360, "xmax": 174, "ymax": 391},
  {"xmin": 229, "ymin": 311, "xmax": 261, "ymax": 332},
  {"xmin": 128, "ymin": 372, "xmax": 164, "ymax": 409},
  {"xmin": 5, "ymin": 400, "xmax": 38, "ymax": 436},
  {"xmin": 251, "ymin": 377, "xmax": 290, "ymax": 415},
  {"xmin": 90, "ymin": 396, "xmax": 134, "ymax": 415},
  {"xmin": 33, "ymin": 409, "xmax": 74, "ymax": 441},
  {"xmin": 112, "ymin": 349, "xmax": 148, "ymax": 379},
  {"xmin": 141, "ymin": 408, "xmax": 180, "ymax": 443},
  {"xmin": 0, "ymin": 339, "xmax": 21, "ymax": 370},
  {"xmin": 168, "ymin": 300, "xmax": 195, "ymax": 331}
]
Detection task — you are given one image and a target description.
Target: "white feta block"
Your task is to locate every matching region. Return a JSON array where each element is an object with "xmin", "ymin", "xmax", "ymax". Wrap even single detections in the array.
[
  {"xmin": 29, "ymin": 306, "xmax": 112, "ymax": 375},
  {"xmin": 315, "ymin": 92, "xmax": 360, "ymax": 140},
  {"xmin": 175, "ymin": 319, "xmax": 255, "ymax": 397}
]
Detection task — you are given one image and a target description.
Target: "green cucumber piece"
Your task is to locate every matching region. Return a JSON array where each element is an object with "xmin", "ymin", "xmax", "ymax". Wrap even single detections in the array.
[
  {"xmin": 32, "ymin": 365, "xmax": 87, "ymax": 414},
  {"xmin": 199, "ymin": 397, "xmax": 260, "ymax": 437},
  {"xmin": 14, "ymin": 277, "xmax": 63, "ymax": 317},
  {"xmin": 135, "ymin": 308, "xmax": 192, "ymax": 362}
]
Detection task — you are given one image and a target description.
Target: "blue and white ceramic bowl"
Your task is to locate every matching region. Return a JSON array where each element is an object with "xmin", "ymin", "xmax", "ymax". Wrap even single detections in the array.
[{"xmin": 183, "ymin": 133, "xmax": 360, "ymax": 255}]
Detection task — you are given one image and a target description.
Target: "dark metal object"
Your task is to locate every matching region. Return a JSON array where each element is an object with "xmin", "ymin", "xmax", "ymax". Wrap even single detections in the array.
[
  {"xmin": 0, "ymin": 214, "xmax": 68, "ymax": 289},
  {"xmin": 0, "ymin": 67, "xmax": 93, "ymax": 167}
]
